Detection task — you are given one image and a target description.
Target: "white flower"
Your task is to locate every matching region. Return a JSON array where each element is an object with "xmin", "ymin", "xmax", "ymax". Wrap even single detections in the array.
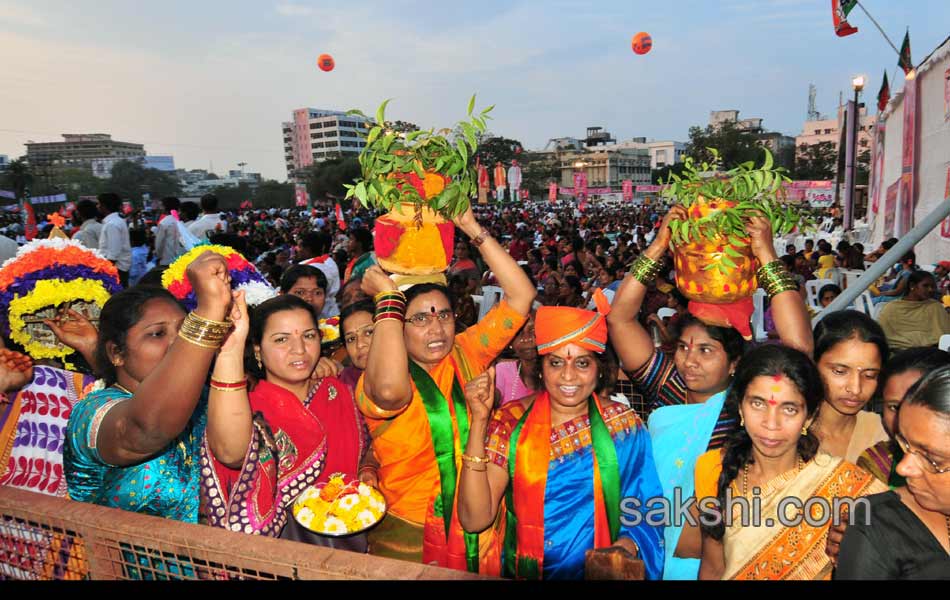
[
  {"xmin": 334, "ymin": 493, "xmax": 360, "ymax": 513},
  {"xmin": 88, "ymin": 379, "xmax": 106, "ymax": 394},
  {"xmin": 295, "ymin": 507, "xmax": 315, "ymax": 529},
  {"xmin": 322, "ymin": 516, "xmax": 348, "ymax": 535},
  {"xmin": 357, "ymin": 483, "xmax": 372, "ymax": 497},
  {"xmin": 237, "ymin": 281, "xmax": 278, "ymax": 307},
  {"xmin": 1, "ymin": 238, "xmax": 112, "ymax": 273},
  {"xmin": 356, "ymin": 509, "xmax": 377, "ymax": 528}
]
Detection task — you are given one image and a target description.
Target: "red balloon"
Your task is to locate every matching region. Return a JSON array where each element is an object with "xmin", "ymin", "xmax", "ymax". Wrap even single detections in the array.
[
  {"xmin": 631, "ymin": 32, "xmax": 652, "ymax": 55},
  {"xmin": 317, "ymin": 53, "xmax": 335, "ymax": 72}
]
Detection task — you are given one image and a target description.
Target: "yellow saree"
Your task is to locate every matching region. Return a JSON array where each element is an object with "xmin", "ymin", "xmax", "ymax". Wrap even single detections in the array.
[{"xmin": 696, "ymin": 450, "xmax": 886, "ymax": 580}]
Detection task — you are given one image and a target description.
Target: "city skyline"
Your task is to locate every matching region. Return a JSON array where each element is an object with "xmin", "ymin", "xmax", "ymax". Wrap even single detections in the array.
[{"xmin": 2, "ymin": 0, "xmax": 948, "ymax": 180}]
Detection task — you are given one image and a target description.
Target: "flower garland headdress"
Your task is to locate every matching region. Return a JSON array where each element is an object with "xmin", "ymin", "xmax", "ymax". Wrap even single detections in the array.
[
  {"xmin": 161, "ymin": 243, "xmax": 277, "ymax": 310},
  {"xmin": 0, "ymin": 238, "xmax": 121, "ymax": 360}
]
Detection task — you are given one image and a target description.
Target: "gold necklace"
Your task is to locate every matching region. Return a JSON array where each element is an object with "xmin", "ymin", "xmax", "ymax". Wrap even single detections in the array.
[
  {"xmin": 742, "ymin": 456, "xmax": 805, "ymax": 496},
  {"xmin": 113, "ymin": 383, "xmax": 133, "ymax": 395}
]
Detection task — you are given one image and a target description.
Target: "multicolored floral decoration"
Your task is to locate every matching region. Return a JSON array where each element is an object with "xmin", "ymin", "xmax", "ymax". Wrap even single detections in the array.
[
  {"xmin": 318, "ymin": 316, "xmax": 340, "ymax": 348},
  {"xmin": 161, "ymin": 243, "xmax": 277, "ymax": 311},
  {"xmin": 0, "ymin": 239, "xmax": 122, "ymax": 361}
]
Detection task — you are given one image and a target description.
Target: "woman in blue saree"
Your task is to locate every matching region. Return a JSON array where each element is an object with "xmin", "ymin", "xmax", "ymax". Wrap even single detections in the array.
[
  {"xmin": 458, "ymin": 292, "xmax": 665, "ymax": 580},
  {"xmin": 65, "ymin": 251, "xmax": 234, "ymax": 522},
  {"xmin": 607, "ymin": 208, "xmax": 814, "ymax": 579}
]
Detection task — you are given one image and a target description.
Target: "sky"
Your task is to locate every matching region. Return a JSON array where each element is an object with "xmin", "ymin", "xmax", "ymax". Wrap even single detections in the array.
[{"xmin": 2, "ymin": 0, "xmax": 949, "ymax": 181}]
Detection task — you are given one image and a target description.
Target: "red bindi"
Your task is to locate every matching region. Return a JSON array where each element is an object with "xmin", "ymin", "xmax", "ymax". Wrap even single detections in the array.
[
  {"xmin": 768, "ymin": 396, "xmax": 777, "ymax": 406},
  {"xmin": 772, "ymin": 374, "xmax": 783, "ymax": 382}
]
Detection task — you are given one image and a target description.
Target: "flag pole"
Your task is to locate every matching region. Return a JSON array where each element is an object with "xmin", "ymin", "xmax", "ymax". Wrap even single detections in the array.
[{"xmin": 855, "ymin": 1, "xmax": 901, "ymax": 57}]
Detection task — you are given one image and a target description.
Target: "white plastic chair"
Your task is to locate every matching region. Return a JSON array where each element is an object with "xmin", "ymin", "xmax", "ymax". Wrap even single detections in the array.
[
  {"xmin": 839, "ymin": 269, "xmax": 864, "ymax": 290},
  {"xmin": 477, "ymin": 285, "xmax": 504, "ymax": 322},
  {"xmin": 939, "ymin": 335, "xmax": 950, "ymax": 352},
  {"xmin": 805, "ymin": 279, "xmax": 834, "ymax": 309}
]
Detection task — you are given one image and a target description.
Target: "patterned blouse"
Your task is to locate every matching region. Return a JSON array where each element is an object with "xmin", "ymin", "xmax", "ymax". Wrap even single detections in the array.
[
  {"xmin": 626, "ymin": 350, "xmax": 735, "ymax": 451},
  {"xmin": 64, "ymin": 386, "xmax": 208, "ymax": 523}
]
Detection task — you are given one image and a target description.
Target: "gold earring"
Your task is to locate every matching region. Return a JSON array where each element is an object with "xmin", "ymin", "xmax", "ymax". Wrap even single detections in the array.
[
  {"xmin": 256, "ymin": 356, "xmax": 262, "ymax": 369},
  {"xmin": 739, "ymin": 412, "xmax": 745, "ymax": 427},
  {"xmin": 801, "ymin": 425, "xmax": 808, "ymax": 436}
]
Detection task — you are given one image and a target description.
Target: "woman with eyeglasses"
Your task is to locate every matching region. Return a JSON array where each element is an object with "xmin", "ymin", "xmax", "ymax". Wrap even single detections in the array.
[
  {"xmin": 835, "ymin": 365, "xmax": 950, "ymax": 579},
  {"xmin": 355, "ymin": 205, "xmax": 536, "ymax": 574}
]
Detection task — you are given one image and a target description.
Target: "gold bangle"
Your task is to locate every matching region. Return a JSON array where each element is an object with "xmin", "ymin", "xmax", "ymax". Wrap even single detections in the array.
[
  {"xmin": 177, "ymin": 329, "xmax": 222, "ymax": 350},
  {"xmin": 210, "ymin": 383, "xmax": 247, "ymax": 392},
  {"xmin": 374, "ymin": 290, "xmax": 407, "ymax": 304},
  {"xmin": 462, "ymin": 462, "xmax": 487, "ymax": 472},
  {"xmin": 628, "ymin": 254, "xmax": 662, "ymax": 285},
  {"xmin": 461, "ymin": 453, "xmax": 490, "ymax": 464},
  {"xmin": 186, "ymin": 312, "xmax": 232, "ymax": 328},
  {"xmin": 471, "ymin": 229, "xmax": 491, "ymax": 247},
  {"xmin": 210, "ymin": 377, "xmax": 247, "ymax": 385}
]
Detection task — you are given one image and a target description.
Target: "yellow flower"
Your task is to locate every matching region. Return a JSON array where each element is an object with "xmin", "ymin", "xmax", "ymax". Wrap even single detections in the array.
[{"xmin": 9, "ymin": 278, "xmax": 113, "ymax": 360}]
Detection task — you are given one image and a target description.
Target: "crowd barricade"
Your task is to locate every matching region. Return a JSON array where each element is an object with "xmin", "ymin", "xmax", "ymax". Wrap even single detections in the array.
[{"xmin": 0, "ymin": 487, "xmax": 484, "ymax": 581}]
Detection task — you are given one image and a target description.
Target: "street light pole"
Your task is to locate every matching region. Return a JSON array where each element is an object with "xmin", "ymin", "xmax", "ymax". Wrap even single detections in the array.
[{"xmin": 844, "ymin": 75, "xmax": 865, "ymax": 231}]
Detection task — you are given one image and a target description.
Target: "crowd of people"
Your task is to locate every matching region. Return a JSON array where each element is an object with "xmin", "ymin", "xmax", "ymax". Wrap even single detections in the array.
[{"xmin": 0, "ymin": 190, "xmax": 948, "ymax": 580}]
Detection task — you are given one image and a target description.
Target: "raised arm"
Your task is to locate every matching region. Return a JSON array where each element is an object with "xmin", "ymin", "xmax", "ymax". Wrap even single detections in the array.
[
  {"xmin": 746, "ymin": 216, "xmax": 813, "ymax": 356},
  {"xmin": 359, "ymin": 265, "xmax": 412, "ymax": 411},
  {"xmin": 457, "ymin": 367, "xmax": 509, "ymax": 533},
  {"xmin": 205, "ymin": 290, "xmax": 253, "ymax": 468},
  {"xmin": 453, "ymin": 207, "xmax": 536, "ymax": 316},
  {"xmin": 97, "ymin": 251, "xmax": 234, "ymax": 466},
  {"xmin": 607, "ymin": 207, "xmax": 683, "ymax": 372}
]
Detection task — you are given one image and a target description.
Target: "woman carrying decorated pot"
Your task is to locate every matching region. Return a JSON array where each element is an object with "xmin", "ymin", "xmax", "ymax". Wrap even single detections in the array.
[
  {"xmin": 694, "ymin": 344, "xmax": 885, "ymax": 580},
  {"xmin": 356, "ymin": 205, "xmax": 536, "ymax": 574},
  {"xmin": 607, "ymin": 207, "xmax": 813, "ymax": 580},
  {"xmin": 457, "ymin": 294, "xmax": 665, "ymax": 580},
  {"xmin": 201, "ymin": 293, "xmax": 374, "ymax": 552},
  {"xmin": 64, "ymin": 250, "xmax": 233, "ymax": 522}
]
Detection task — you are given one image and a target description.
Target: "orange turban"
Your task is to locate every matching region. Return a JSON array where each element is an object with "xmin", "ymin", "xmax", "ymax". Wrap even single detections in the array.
[{"xmin": 535, "ymin": 290, "xmax": 611, "ymax": 355}]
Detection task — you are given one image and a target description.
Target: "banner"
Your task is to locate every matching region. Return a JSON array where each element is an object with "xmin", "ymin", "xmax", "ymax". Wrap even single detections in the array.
[
  {"xmin": 622, "ymin": 180, "xmax": 634, "ymax": 201},
  {"xmin": 635, "ymin": 185, "xmax": 664, "ymax": 193},
  {"xmin": 884, "ymin": 180, "xmax": 899, "ymax": 238},
  {"xmin": 294, "ymin": 184, "xmax": 309, "ymax": 207},
  {"xmin": 573, "ymin": 172, "xmax": 588, "ymax": 201},
  {"xmin": 869, "ymin": 122, "xmax": 886, "ymax": 214},
  {"xmin": 0, "ymin": 190, "xmax": 15, "ymax": 200},
  {"xmin": 945, "ymin": 66, "xmax": 950, "ymax": 122},
  {"xmin": 23, "ymin": 201, "xmax": 37, "ymax": 241},
  {"xmin": 548, "ymin": 182, "xmax": 558, "ymax": 203},
  {"xmin": 560, "ymin": 186, "xmax": 613, "ymax": 196},
  {"xmin": 25, "ymin": 193, "xmax": 68, "ymax": 205},
  {"xmin": 940, "ymin": 167, "xmax": 950, "ymax": 238},
  {"xmin": 898, "ymin": 75, "xmax": 918, "ymax": 236},
  {"xmin": 335, "ymin": 203, "xmax": 347, "ymax": 231}
]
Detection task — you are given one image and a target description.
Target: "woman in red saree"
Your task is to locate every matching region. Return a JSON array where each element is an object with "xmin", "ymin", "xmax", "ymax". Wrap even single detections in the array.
[{"xmin": 201, "ymin": 294, "xmax": 373, "ymax": 551}]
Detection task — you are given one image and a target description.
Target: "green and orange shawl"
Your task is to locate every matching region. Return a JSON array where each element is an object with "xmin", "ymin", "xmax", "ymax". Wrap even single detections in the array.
[{"xmin": 502, "ymin": 391, "xmax": 620, "ymax": 579}]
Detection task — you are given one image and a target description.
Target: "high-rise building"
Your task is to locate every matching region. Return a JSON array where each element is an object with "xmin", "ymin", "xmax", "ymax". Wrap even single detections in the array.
[
  {"xmin": 26, "ymin": 134, "xmax": 145, "ymax": 170},
  {"xmin": 282, "ymin": 108, "xmax": 372, "ymax": 179},
  {"xmin": 796, "ymin": 104, "xmax": 875, "ymax": 152}
]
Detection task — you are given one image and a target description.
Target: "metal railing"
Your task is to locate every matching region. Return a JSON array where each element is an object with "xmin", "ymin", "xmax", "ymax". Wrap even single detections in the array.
[
  {"xmin": 813, "ymin": 197, "xmax": 950, "ymax": 324},
  {"xmin": 0, "ymin": 487, "xmax": 483, "ymax": 581}
]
